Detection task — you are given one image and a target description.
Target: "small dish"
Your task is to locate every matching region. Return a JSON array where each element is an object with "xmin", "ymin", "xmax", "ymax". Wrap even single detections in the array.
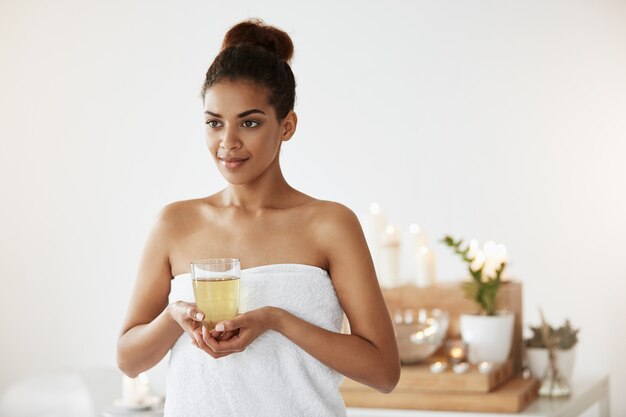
[
  {"xmin": 113, "ymin": 395, "xmax": 162, "ymax": 411},
  {"xmin": 394, "ymin": 308, "xmax": 449, "ymax": 364}
]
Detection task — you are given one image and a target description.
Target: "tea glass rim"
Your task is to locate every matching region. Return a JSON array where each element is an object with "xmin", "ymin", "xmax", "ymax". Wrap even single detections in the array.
[{"xmin": 190, "ymin": 258, "xmax": 240, "ymax": 267}]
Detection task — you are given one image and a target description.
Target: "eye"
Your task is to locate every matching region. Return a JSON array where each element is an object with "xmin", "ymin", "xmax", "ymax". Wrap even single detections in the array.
[
  {"xmin": 241, "ymin": 120, "xmax": 259, "ymax": 128},
  {"xmin": 205, "ymin": 120, "xmax": 222, "ymax": 128}
]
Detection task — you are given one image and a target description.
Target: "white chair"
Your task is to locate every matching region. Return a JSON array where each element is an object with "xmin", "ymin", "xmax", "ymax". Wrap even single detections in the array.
[{"xmin": 0, "ymin": 371, "xmax": 96, "ymax": 417}]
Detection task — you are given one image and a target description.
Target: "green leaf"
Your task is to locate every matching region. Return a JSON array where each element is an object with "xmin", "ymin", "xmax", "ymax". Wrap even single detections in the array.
[{"xmin": 443, "ymin": 234, "xmax": 505, "ymax": 316}]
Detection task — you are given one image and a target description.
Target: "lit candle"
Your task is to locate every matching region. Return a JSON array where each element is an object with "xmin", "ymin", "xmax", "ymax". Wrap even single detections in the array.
[
  {"xmin": 430, "ymin": 361, "xmax": 448, "ymax": 374},
  {"xmin": 410, "ymin": 224, "xmax": 427, "ymax": 247},
  {"xmin": 478, "ymin": 361, "xmax": 495, "ymax": 374},
  {"xmin": 365, "ymin": 203, "xmax": 387, "ymax": 276},
  {"xmin": 453, "ymin": 362, "xmax": 470, "ymax": 374},
  {"xmin": 401, "ymin": 224, "xmax": 426, "ymax": 283},
  {"xmin": 379, "ymin": 225, "xmax": 401, "ymax": 287},
  {"xmin": 393, "ymin": 309, "xmax": 403, "ymax": 325},
  {"xmin": 445, "ymin": 340, "xmax": 467, "ymax": 364},
  {"xmin": 414, "ymin": 245, "xmax": 436, "ymax": 287},
  {"xmin": 122, "ymin": 373, "xmax": 150, "ymax": 405},
  {"xmin": 403, "ymin": 309, "xmax": 414, "ymax": 324},
  {"xmin": 450, "ymin": 347, "xmax": 464, "ymax": 361}
]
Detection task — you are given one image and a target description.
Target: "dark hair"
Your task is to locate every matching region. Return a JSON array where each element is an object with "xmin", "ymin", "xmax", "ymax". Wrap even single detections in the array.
[{"xmin": 200, "ymin": 19, "xmax": 296, "ymax": 120}]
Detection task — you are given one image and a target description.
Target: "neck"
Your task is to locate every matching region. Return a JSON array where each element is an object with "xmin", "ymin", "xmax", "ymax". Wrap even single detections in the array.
[{"xmin": 221, "ymin": 161, "xmax": 294, "ymax": 211}]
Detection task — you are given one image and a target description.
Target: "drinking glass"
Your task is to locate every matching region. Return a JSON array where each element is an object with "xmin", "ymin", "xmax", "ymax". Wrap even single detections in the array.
[{"xmin": 190, "ymin": 258, "xmax": 240, "ymax": 329}]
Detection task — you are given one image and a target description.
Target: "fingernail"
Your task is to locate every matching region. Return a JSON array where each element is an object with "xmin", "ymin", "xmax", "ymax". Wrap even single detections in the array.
[
  {"xmin": 196, "ymin": 313, "xmax": 203, "ymax": 320},
  {"xmin": 215, "ymin": 323, "xmax": 225, "ymax": 332}
]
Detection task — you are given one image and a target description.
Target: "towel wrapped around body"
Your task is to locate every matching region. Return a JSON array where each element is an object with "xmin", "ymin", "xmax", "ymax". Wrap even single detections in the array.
[{"xmin": 164, "ymin": 263, "xmax": 348, "ymax": 417}]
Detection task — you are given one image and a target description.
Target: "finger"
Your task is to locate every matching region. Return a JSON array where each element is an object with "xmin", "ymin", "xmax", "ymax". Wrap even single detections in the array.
[
  {"xmin": 215, "ymin": 316, "xmax": 245, "ymax": 332},
  {"xmin": 194, "ymin": 329, "xmax": 233, "ymax": 358},
  {"xmin": 219, "ymin": 330, "xmax": 237, "ymax": 342},
  {"xmin": 209, "ymin": 329, "xmax": 223, "ymax": 341},
  {"xmin": 202, "ymin": 327, "xmax": 227, "ymax": 352},
  {"xmin": 189, "ymin": 329, "xmax": 204, "ymax": 347},
  {"xmin": 209, "ymin": 328, "xmax": 238, "ymax": 341},
  {"xmin": 202, "ymin": 326, "xmax": 214, "ymax": 347},
  {"xmin": 185, "ymin": 305, "xmax": 204, "ymax": 322},
  {"xmin": 207, "ymin": 333, "xmax": 245, "ymax": 353},
  {"xmin": 203, "ymin": 334, "xmax": 221, "ymax": 352},
  {"xmin": 201, "ymin": 326, "xmax": 229, "ymax": 351},
  {"xmin": 193, "ymin": 337, "xmax": 229, "ymax": 358},
  {"xmin": 195, "ymin": 328, "xmax": 215, "ymax": 352}
]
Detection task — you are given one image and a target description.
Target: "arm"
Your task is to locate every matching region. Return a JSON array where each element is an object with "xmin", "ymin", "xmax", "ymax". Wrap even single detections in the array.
[
  {"xmin": 116, "ymin": 204, "xmax": 226, "ymax": 377},
  {"xmin": 201, "ymin": 203, "xmax": 400, "ymax": 393},
  {"xmin": 277, "ymin": 203, "xmax": 400, "ymax": 392}
]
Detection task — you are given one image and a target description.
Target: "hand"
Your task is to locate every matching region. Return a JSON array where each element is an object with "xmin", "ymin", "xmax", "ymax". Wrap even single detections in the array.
[
  {"xmin": 167, "ymin": 301, "xmax": 238, "ymax": 359},
  {"xmin": 199, "ymin": 307, "xmax": 278, "ymax": 357}
]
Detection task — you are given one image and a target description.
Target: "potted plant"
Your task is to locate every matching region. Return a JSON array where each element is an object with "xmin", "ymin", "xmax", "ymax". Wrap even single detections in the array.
[
  {"xmin": 442, "ymin": 235, "xmax": 514, "ymax": 364},
  {"xmin": 525, "ymin": 318, "xmax": 579, "ymax": 382}
]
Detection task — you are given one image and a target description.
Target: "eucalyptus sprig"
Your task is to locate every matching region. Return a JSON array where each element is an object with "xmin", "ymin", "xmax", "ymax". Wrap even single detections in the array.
[{"xmin": 442, "ymin": 235, "xmax": 507, "ymax": 316}]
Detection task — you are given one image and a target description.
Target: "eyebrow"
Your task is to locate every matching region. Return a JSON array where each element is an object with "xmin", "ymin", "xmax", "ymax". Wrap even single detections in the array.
[{"xmin": 203, "ymin": 109, "xmax": 266, "ymax": 118}]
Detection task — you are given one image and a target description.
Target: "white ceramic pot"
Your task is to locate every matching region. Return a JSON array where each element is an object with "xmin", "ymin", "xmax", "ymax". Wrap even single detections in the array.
[
  {"xmin": 526, "ymin": 347, "xmax": 576, "ymax": 381},
  {"xmin": 459, "ymin": 312, "xmax": 514, "ymax": 364}
]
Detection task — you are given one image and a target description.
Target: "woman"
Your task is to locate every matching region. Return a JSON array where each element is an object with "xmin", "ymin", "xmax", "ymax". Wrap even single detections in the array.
[{"xmin": 117, "ymin": 19, "xmax": 400, "ymax": 416}]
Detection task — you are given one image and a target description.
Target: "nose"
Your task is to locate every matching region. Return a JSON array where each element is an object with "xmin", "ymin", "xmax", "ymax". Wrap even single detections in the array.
[{"xmin": 220, "ymin": 126, "xmax": 242, "ymax": 151}]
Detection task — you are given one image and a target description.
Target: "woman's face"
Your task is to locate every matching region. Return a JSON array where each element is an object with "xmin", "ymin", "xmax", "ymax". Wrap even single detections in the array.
[{"xmin": 203, "ymin": 79, "xmax": 295, "ymax": 185}]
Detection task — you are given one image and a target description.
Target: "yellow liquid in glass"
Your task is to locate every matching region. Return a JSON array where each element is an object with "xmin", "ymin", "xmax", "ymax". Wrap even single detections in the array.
[{"xmin": 192, "ymin": 275, "xmax": 240, "ymax": 329}]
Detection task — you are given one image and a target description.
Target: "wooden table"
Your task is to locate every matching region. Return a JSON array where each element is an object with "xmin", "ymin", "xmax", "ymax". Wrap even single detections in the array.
[
  {"xmin": 346, "ymin": 375, "xmax": 610, "ymax": 417},
  {"xmin": 88, "ymin": 372, "xmax": 607, "ymax": 416}
]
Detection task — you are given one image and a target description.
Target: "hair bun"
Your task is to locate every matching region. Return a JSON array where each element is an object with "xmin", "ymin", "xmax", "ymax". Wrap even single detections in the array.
[{"xmin": 222, "ymin": 19, "xmax": 294, "ymax": 63}]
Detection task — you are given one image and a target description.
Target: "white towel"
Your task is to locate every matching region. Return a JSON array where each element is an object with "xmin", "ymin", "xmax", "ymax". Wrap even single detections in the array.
[{"xmin": 164, "ymin": 263, "xmax": 348, "ymax": 417}]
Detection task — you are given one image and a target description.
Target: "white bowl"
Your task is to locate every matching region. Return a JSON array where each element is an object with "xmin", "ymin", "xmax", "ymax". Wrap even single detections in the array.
[{"xmin": 394, "ymin": 309, "xmax": 449, "ymax": 364}]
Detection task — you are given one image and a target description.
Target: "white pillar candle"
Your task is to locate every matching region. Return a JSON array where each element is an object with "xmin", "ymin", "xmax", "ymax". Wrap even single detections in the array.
[
  {"xmin": 365, "ymin": 203, "xmax": 387, "ymax": 276},
  {"xmin": 409, "ymin": 223, "xmax": 427, "ymax": 247},
  {"xmin": 401, "ymin": 224, "xmax": 428, "ymax": 283},
  {"xmin": 379, "ymin": 225, "xmax": 400, "ymax": 287},
  {"xmin": 122, "ymin": 373, "xmax": 150, "ymax": 405},
  {"xmin": 414, "ymin": 245, "xmax": 436, "ymax": 287}
]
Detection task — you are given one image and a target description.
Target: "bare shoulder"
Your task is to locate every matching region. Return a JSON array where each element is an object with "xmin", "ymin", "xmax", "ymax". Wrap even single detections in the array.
[
  {"xmin": 308, "ymin": 200, "xmax": 362, "ymax": 233},
  {"xmin": 158, "ymin": 198, "xmax": 204, "ymax": 217},
  {"xmin": 152, "ymin": 198, "xmax": 208, "ymax": 238},
  {"xmin": 307, "ymin": 201, "xmax": 366, "ymax": 267}
]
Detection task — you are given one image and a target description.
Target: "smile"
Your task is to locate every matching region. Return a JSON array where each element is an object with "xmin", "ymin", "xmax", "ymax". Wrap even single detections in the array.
[{"xmin": 220, "ymin": 158, "xmax": 249, "ymax": 169}]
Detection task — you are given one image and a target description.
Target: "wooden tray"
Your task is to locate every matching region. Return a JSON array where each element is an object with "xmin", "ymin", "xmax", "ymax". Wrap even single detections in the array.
[
  {"xmin": 342, "ymin": 360, "xmax": 513, "ymax": 394},
  {"xmin": 341, "ymin": 377, "xmax": 539, "ymax": 413},
  {"xmin": 381, "ymin": 281, "xmax": 523, "ymax": 373}
]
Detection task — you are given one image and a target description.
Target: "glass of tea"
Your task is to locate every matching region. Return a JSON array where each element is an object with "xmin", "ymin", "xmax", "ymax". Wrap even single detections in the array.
[{"xmin": 190, "ymin": 258, "xmax": 240, "ymax": 330}]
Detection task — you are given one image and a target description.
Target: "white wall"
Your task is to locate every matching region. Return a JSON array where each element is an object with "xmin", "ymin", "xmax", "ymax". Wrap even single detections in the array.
[{"xmin": 1, "ymin": 0, "xmax": 624, "ymax": 414}]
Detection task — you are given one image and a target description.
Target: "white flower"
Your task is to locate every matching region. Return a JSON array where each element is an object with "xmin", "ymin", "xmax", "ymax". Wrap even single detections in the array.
[
  {"xmin": 495, "ymin": 244, "xmax": 508, "ymax": 264},
  {"xmin": 466, "ymin": 239, "xmax": 479, "ymax": 260},
  {"xmin": 482, "ymin": 255, "xmax": 500, "ymax": 281},
  {"xmin": 483, "ymin": 240, "xmax": 497, "ymax": 257},
  {"xmin": 481, "ymin": 244, "xmax": 508, "ymax": 281},
  {"xmin": 470, "ymin": 250, "xmax": 485, "ymax": 272}
]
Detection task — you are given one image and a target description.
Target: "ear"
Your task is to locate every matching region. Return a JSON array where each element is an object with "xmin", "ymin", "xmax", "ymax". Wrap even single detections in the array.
[{"xmin": 280, "ymin": 111, "xmax": 298, "ymax": 142}]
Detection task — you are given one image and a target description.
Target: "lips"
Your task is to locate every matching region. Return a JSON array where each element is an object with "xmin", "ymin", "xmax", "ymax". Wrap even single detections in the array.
[{"xmin": 219, "ymin": 156, "xmax": 249, "ymax": 169}]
